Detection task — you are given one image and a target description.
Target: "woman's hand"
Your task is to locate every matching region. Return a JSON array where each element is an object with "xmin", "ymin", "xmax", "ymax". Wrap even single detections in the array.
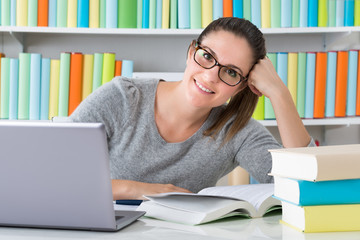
[{"xmin": 112, "ymin": 179, "xmax": 192, "ymax": 200}]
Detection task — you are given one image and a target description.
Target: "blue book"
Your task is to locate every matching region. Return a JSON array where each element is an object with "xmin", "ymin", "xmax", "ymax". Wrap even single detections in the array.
[
  {"xmin": 106, "ymin": 0, "xmax": 118, "ymax": 28},
  {"xmin": 277, "ymin": 52, "xmax": 288, "ymax": 86},
  {"xmin": 299, "ymin": 0, "xmax": 308, "ymax": 27},
  {"xmin": 18, "ymin": 53, "xmax": 31, "ymax": 120},
  {"xmin": 304, "ymin": 52, "xmax": 316, "ymax": 119},
  {"xmin": 77, "ymin": 0, "xmax": 89, "ymax": 28},
  {"xmin": 121, "ymin": 60, "xmax": 134, "ymax": 78},
  {"xmin": 346, "ymin": 50, "xmax": 358, "ymax": 116},
  {"xmin": 178, "ymin": 0, "xmax": 190, "ymax": 28},
  {"xmin": 274, "ymin": 177, "xmax": 360, "ymax": 206},
  {"xmin": 344, "ymin": 0, "xmax": 355, "ymax": 26},
  {"xmin": 29, "ymin": 53, "xmax": 41, "ymax": 120},
  {"xmin": 10, "ymin": 0, "xmax": 16, "ymax": 26},
  {"xmin": 325, "ymin": 51, "xmax": 337, "ymax": 118},
  {"xmin": 156, "ymin": 0, "xmax": 162, "ymax": 28},
  {"xmin": 142, "ymin": 0, "xmax": 150, "ymax": 28},
  {"xmin": 233, "ymin": 0, "xmax": 243, "ymax": 18},
  {"xmin": 9, "ymin": 58, "xmax": 19, "ymax": 120},
  {"xmin": 307, "ymin": 0, "xmax": 318, "ymax": 27},
  {"xmin": 213, "ymin": 0, "xmax": 223, "ymax": 20},
  {"xmin": 40, "ymin": 58, "xmax": 51, "ymax": 120},
  {"xmin": 48, "ymin": 0, "xmax": 57, "ymax": 27},
  {"xmin": 281, "ymin": 0, "xmax": 292, "ymax": 27},
  {"xmin": 336, "ymin": 0, "xmax": 345, "ymax": 27},
  {"xmin": 251, "ymin": 0, "xmax": 261, "ymax": 28},
  {"xmin": 1, "ymin": 58, "xmax": 10, "ymax": 119}
]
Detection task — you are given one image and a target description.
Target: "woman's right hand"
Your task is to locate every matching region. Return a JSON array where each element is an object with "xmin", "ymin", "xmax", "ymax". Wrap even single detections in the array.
[{"xmin": 111, "ymin": 179, "xmax": 192, "ymax": 200}]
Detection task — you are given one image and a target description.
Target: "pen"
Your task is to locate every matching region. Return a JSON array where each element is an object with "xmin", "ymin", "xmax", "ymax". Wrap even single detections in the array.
[{"xmin": 115, "ymin": 199, "xmax": 143, "ymax": 205}]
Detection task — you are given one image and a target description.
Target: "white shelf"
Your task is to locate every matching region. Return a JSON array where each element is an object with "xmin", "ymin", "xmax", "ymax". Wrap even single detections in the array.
[{"xmin": 260, "ymin": 117, "xmax": 360, "ymax": 127}]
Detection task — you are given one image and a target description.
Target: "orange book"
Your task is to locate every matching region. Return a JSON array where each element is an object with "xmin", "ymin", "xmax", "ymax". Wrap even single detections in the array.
[
  {"xmin": 334, "ymin": 51, "xmax": 349, "ymax": 117},
  {"xmin": 356, "ymin": 50, "xmax": 360, "ymax": 116},
  {"xmin": 313, "ymin": 52, "xmax": 327, "ymax": 118},
  {"xmin": 115, "ymin": 60, "xmax": 122, "ymax": 76},
  {"xmin": 223, "ymin": 0, "xmax": 233, "ymax": 17},
  {"xmin": 38, "ymin": 0, "xmax": 49, "ymax": 27},
  {"xmin": 68, "ymin": 52, "xmax": 83, "ymax": 115}
]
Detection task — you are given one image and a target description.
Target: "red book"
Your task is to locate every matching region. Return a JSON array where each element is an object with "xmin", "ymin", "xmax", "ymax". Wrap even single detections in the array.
[
  {"xmin": 334, "ymin": 51, "xmax": 349, "ymax": 117},
  {"xmin": 38, "ymin": 0, "xmax": 49, "ymax": 27},
  {"xmin": 68, "ymin": 53, "xmax": 83, "ymax": 115},
  {"xmin": 223, "ymin": 0, "xmax": 233, "ymax": 17},
  {"xmin": 313, "ymin": 52, "xmax": 327, "ymax": 118}
]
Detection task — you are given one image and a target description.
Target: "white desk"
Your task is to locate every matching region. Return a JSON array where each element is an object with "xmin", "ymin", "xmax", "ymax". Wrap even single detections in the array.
[{"xmin": 1, "ymin": 213, "xmax": 360, "ymax": 240}]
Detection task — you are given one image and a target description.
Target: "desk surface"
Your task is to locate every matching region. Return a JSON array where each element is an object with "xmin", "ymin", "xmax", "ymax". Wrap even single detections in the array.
[{"xmin": 1, "ymin": 213, "xmax": 360, "ymax": 240}]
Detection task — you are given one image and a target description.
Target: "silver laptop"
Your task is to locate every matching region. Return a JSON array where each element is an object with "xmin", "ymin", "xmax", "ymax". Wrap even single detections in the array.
[{"xmin": 0, "ymin": 121, "xmax": 145, "ymax": 231}]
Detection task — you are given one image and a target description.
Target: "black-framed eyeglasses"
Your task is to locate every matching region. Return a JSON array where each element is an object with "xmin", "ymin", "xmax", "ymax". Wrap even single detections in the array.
[{"xmin": 192, "ymin": 40, "xmax": 247, "ymax": 87}]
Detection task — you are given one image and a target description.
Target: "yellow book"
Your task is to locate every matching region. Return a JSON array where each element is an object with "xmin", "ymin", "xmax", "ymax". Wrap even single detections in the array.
[
  {"xmin": 48, "ymin": 59, "xmax": 60, "ymax": 120},
  {"xmin": 287, "ymin": 52, "xmax": 298, "ymax": 105},
  {"xmin": 101, "ymin": 53, "xmax": 115, "ymax": 85},
  {"xmin": 67, "ymin": 0, "xmax": 78, "ymax": 28},
  {"xmin": 162, "ymin": 0, "xmax": 170, "ymax": 29},
  {"xmin": 318, "ymin": 0, "xmax": 328, "ymax": 27},
  {"xmin": 89, "ymin": 0, "xmax": 100, "ymax": 28},
  {"xmin": 252, "ymin": 95, "xmax": 264, "ymax": 120},
  {"xmin": 16, "ymin": 0, "xmax": 28, "ymax": 26},
  {"xmin": 261, "ymin": 0, "xmax": 271, "ymax": 28},
  {"xmin": 82, "ymin": 54, "xmax": 94, "ymax": 100},
  {"xmin": 201, "ymin": 0, "xmax": 213, "ymax": 28},
  {"xmin": 281, "ymin": 201, "xmax": 360, "ymax": 233},
  {"xmin": 355, "ymin": 0, "xmax": 360, "ymax": 26}
]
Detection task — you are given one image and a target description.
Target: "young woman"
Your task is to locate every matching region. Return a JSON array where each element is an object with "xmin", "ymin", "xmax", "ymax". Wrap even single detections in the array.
[{"xmin": 70, "ymin": 17, "xmax": 314, "ymax": 200}]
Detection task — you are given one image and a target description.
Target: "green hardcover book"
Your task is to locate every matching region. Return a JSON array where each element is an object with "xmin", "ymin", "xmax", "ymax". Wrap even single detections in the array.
[
  {"xmin": 243, "ymin": 0, "xmax": 251, "ymax": 21},
  {"xmin": 18, "ymin": 53, "xmax": 31, "ymax": 120},
  {"xmin": 296, "ymin": 52, "xmax": 306, "ymax": 118},
  {"xmin": 170, "ymin": 0, "xmax": 177, "ymax": 29},
  {"xmin": 100, "ymin": 0, "xmax": 106, "ymax": 28},
  {"xmin": 58, "ymin": 53, "xmax": 71, "ymax": 117},
  {"xmin": 137, "ymin": 0, "xmax": 142, "ymax": 28},
  {"xmin": 92, "ymin": 53, "xmax": 103, "ymax": 91},
  {"xmin": 253, "ymin": 95, "xmax": 265, "ymax": 120},
  {"xmin": 328, "ymin": 0, "xmax": 336, "ymax": 27},
  {"xmin": 149, "ymin": 0, "xmax": 156, "ymax": 28},
  {"xmin": 118, "ymin": 0, "xmax": 137, "ymax": 28},
  {"xmin": 28, "ymin": 0, "xmax": 38, "ymax": 27},
  {"xmin": 355, "ymin": 0, "xmax": 360, "ymax": 26},
  {"xmin": 291, "ymin": 0, "xmax": 299, "ymax": 27},
  {"xmin": 101, "ymin": 53, "xmax": 115, "ymax": 85},
  {"xmin": 270, "ymin": 0, "xmax": 280, "ymax": 27},
  {"xmin": 0, "ymin": 58, "xmax": 10, "ymax": 119},
  {"xmin": 57, "ymin": 0, "xmax": 67, "ymax": 27},
  {"xmin": 1, "ymin": 0, "xmax": 11, "ymax": 26},
  {"xmin": 318, "ymin": 0, "xmax": 328, "ymax": 27},
  {"xmin": 190, "ymin": 0, "xmax": 201, "ymax": 29},
  {"xmin": 264, "ymin": 53, "xmax": 276, "ymax": 119}
]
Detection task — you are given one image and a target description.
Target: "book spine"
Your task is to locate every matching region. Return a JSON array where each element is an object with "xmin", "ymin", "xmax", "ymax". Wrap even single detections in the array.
[
  {"xmin": 89, "ymin": 0, "xmax": 100, "ymax": 28},
  {"xmin": 287, "ymin": 52, "xmax": 298, "ymax": 106},
  {"xmin": 118, "ymin": 0, "xmax": 137, "ymax": 28},
  {"xmin": 92, "ymin": 53, "xmax": 103, "ymax": 92},
  {"xmin": 162, "ymin": 0, "xmax": 170, "ymax": 29},
  {"xmin": 190, "ymin": 0, "xmax": 201, "ymax": 29},
  {"xmin": 17, "ymin": 0, "xmax": 28, "ymax": 26},
  {"xmin": 277, "ymin": 52, "xmax": 288, "ymax": 87},
  {"xmin": 1, "ymin": 0, "xmax": 11, "ymax": 26},
  {"xmin": 78, "ymin": 0, "xmax": 90, "ymax": 28},
  {"xmin": 261, "ymin": 0, "xmax": 270, "ymax": 28},
  {"xmin": 99, "ymin": 0, "xmax": 106, "ymax": 28},
  {"xmin": 149, "ymin": 0, "xmax": 156, "ymax": 28},
  {"xmin": 265, "ymin": 53, "xmax": 276, "ymax": 119},
  {"xmin": 115, "ymin": 60, "xmax": 122, "ymax": 76},
  {"xmin": 313, "ymin": 52, "xmax": 327, "ymax": 119},
  {"xmin": 101, "ymin": 53, "xmax": 115, "ymax": 84},
  {"xmin": 142, "ymin": 0, "xmax": 150, "ymax": 28},
  {"xmin": 137, "ymin": 0, "xmax": 143, "ymax": 28},
  {"xmin": 317, "ymin": 0, "xmax": 328, "ymax": 27},
  {"xmin": 58, "ymin": 53, "xmax": 71, "ymax": 117},
  {"xmin": 355, "ymin": 0, "xmax": 360, "ymax": 26},
  {"xmin": 11, "ymin": 0, "xmax": 17, "ymax": 26},
  {"xmin": 357, "ymin": 50, "xmax": 360, "ymax": 116},
  {"xmin": 270, "ymin": 0, "xmax": 281, "ymax": 28},
  {"xmin": 106, "ymin": 0, "xmax": 118, "ymax": 28},
  {"xmin": 223, "ymin": 0, "xmax": 232, "ymax": 17},
  {"xmin": 291, "ymin": 0, "xmax": 300, "ymax": 27},
  {"xmin": 251, "ymin": 0, "xmax": 261, "ymax": 28},
  {"xmin": 344, "ymin": 0, "xmax": 355, "ymax": 26},
  {"xmin": 178, "ymin": 0, "xmax": 190, "ymax": 28},
  {"xmin": 28, "ymin": 0, "xmax": 38, "ymax": 27},
  {"xmin": 40, "ymin": 58, "xmax": 51, "ymax": 120},
  {"xmin": 68, "ymin": 52, "xmax": 84, "ymax": 115},
  {"xmin": 48, "ymin": 0, "xmax": 57, "ymax": 27},
  {"xmin": 307, "ymin": 0, "xmax": 318, "ymax": 27},
  {"xmin": 121, "ymin": 60, "xmax": 134, "ymax": 78},
  {"xmin": 156, "ymin": 0, "xmax": 162, "ymax": 28},
  {"xmin": 9, "ymin": 58, "xmax": 19, "ymax": 120},
  {"xmin": 67, "ymin": 0, "xmax": 77, "ymax": 28},
  {"xmin": 29, "ymin": 53, "xmax": 41, "ymax": 120},
  {"xmin": 335, "ymin": 51, "xmax": 349, "ymax": 117},
  {"xmin": 296, "ymin": 52, "xmax": 306, "ymax": 118},
  {"xmin": 328, "ymin": 0, "xmax": 336, "ymax": 27},
  {"xmin": 170, "ymin": 0, "xmax": 177, "ymax": 29},
  {"xmin": 1, "ymin": 58, "xmax": 10, "ymax": 119},
  {"xmin": 299, "ymin": 0, "xmax": 308, "ymax": 27},
  {"xmin": 243, "ymin": 0, "xmax": 251, "ymax": 21},
  {"xmin": 304, "ymin": 52, "xmax": 316, "ymax": 119},
  {"xmin": 82, "ymin": 54, "xmax": 94, "ymax": 100},
  {"xmin": 346, "ymin": 50, "xmax": 358, "ymax": 116},
  {"xmin": 325, "ymin": 51, "xmax": 337, "ymax": 118},
  {"xmin": 57, "ymin": 0, "xmax": 67, "ymax": 27},
  {"xmin": 38, "ymin": 0, "xmax": 49, "ymax": 27},
  {"xmin": 336, "ymin": 0, "xmax": 345, "ymax": 27},
  {"xmin": 253, "ymin": 96, "xmax": 264, "ymax": 120},
  {"xmin": 280, "ymin": 0, "xmax": 292, "ymax": 27},
  {"xmin": 18, "ymin": 53, "xmax": 31, "ymax": 120},
  {"xmin": 233, "ymin": 0, "xmax": 242, "ymax": 18},
  {"xmin": 202, "ymin": 0, "xmax": 213, "ymax": 28},
  {"xmin": 48, "ymin": 59, "xmax": 60, "ymax": 119}
]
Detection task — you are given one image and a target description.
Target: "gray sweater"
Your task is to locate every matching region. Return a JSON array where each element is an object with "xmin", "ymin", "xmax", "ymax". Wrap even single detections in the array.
[{"xmin": 70, "ymin": 77, "xmax": 284, "ymax": 192}]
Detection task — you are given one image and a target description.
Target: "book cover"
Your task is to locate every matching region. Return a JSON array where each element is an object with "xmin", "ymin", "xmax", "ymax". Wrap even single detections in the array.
[
  {"xmin": 137, "ymin": 0, "xmax": 143, "ymax": 28},
  {"xmin": 1, "ymin": 58, "xmax": 10, "ymax": 119},
  {"xmin": 142, "ymin": 0, "xmax": 150, "ymax": 28},
  {"xmin": 223, "ymin": 0, "xmax": 232, "ymax": 17},
  {"xmin": 18, "ymin": 53, "xmax": 31, "ymax": 120},
  {"xmin": 121, "ymin": 60, "xmax": 134, "ymax": 78},
  {"xmin": 270, "ymin": 0, "xmax": 280, "ymax": 28},
  {"xmin": 190, "ymin": 0, "xmax": 201, "ymax": 29},
  {"xmin": 149, "ymin": 0, "xmax": 156, "ymax": 28},
  {"xmin": 11, "ymin": 0, "xmax": 17, "ymax": 26},
  {"xmin": 336, "ymin": 0, "xmax": 344, "ymax": 27},
  {"xmin": 344, "ymin": 0, "xmax": 355, "ymax": 26},
  {"xmin": 296, "ymin": 52, "xmax": 306, "ymax": 118},
  {"xmin": 317, "ymin": 0, "xmax": 327, "ymax": 27},
  {"xmin": 29, "ymin": 53, "xmax": 41, "ymax": 120},
  {"xmin": 291, "ymin": 0, "xmax": 299, "ymax": 27},
  {"xmin": 89, "ymin": 0, "xmax": 100, "ymax": 28},
  {"xmin": 77, "ymin": 0, "xmax": 89, "ymax": 28},
  {"xmin": 28, "ymin": 0, "xmax": 38, "ymax": 26},
  {"xmin": 1, "ymin": 0, "xmax": 11, "ymax": 26},
  {"xmin": 281, "ymin": 201, "xmax": 360, "ymax": 232},
  {"xmin": 253, "ymin": 96, "xmax": 264, "ymax": 120},
  {"xmin": 287, "ymin": 52, "xmax": 298, "ymax": 106},
  {"xmin": 356, "ymin": 0, "xmax": 360, "ymax": 26},
  {"xmin": 101, "ymin": 53, "xmax": 115, "ymax": 84},
  {"xmin": 40, "ymin": 58, "xmax": 50, "ymax": 120},
  {"xmin": 243, "ymin": 0, "xmax": 251, "ymax": 21},
  {"xmin": 277, "ymin": 52, "xmax": 288, "ymax": 87},
  {"xmin": 261, "ymin": 0, "xmax": 270, "ymax": 28},
  {"xmin": 137, "ymin": 184, "xmax": 281, "ymax": 225},
  {"xmin": 68, "ymin": 53, "xmax": 83, "ymax": 116},
  {"xmin": 162, "ymin": 0, "xmax": 170, "ymax": 29},
  {"xmin": 99, "ymin": 0, "xmax": 106, "ymax": 28},
  {"xmin": 346, "ymin": 50, "xmax": 358, "ymax": 116},
  {"xmin": 106, "ymin": 0, "xmax": 118, "ymax": 28},
  {"xmin": 274, "ymin": 176, "xmax": 360, "ymax": 206},
  {"xmin": 115, "ymin": 60, "xmax": 122, "ymax": 76},
  {"xmin": 178, "ymin": 0, "xmax": 190, "ymax": 28},
  {"xmin": 304, "ymin": 52, "xmax": 315, "ymax": 119},
  {"xmin": 58, "ymin": 53, "xmax": 71, "ymax": 117},
  {"xmin": 82, "ymin": 54, "xmax": 94, "ymax": 101},
  {"xmin": 313, "ymin": 52, "xmax": 327, "ymax": 119},
  {"xmin": 299, "ymin": 0, "xmax": 308, "ymax": 27},
  {"xmin": 325, "ymin": 51, "xmax": 337, "ymax": 118},
  {"xmin": 251, "ymin": 0, "xmax": 261, "ymax": 28},
  {"xmin": 307, "ymin": 0, "xmax": 318, "ymax": 27},
  {"xmin": 264, "ymin": 53, "xmax": 276, "ymax": 119},
  {"xmin": 92, "ymin": 53, "xmax": 103, "ymax": 91},
  {"xmin": 16, "ymin": 0, "xmax": 28, "ymax": 26},
  {"xmin": 281, "ymin": 0, "xmax": 292, "ymax": 28},
  {"xmin": 9, "ymin": 58, "xmax": 19, "ymax": 120},
  {"xmin": 156, "ymin": 0, "xmax": 162, "ymax": 28},
  {"xmin": 269, "ymin": 144, "xmax": 360, "ymax": 181},
  {"xmin": 57, "ymin": 0, "xmax": 67, "ymax": 27},
  {"xmin": 118, "ymin": 0, "xmax": 137, "ymax": 28},
  {"xmin": 334, "ymin": 51, "xmax": 348, "ymax": 117},
  {"xmin": 48, "ymin": 59, "xmax": 60, "ymax": 119},
  {"xmin": 202, "ymin": 0, "xmax": 213, "ymax": 28},
  {"xmin": 38, "ymin": 0, "xmax": 49, "ymax": 27},
  {"xmin": 212, "ymin": 0, "xmax": 223, "ymax": 20},
  {"xmin": 48, "ymin": 0, "xmax": 57, "ymax": 27},
  {"xmin": 170, "ymin": 0, "xmax": 177, "ymax": 29},
  {"xmin": 357, "ymin": 50, "xmax": 360, "ymax": 116},
  {"xmin": 233, "ymin": 0, "xmax": 242, "ymax": 18},
  {"xmin": 328, "ymin": 0, "xmax": 336, "ymax": 27},
  {"xmin": 67, "ymin": 0, "xmax": 77, "ymax": 28}
]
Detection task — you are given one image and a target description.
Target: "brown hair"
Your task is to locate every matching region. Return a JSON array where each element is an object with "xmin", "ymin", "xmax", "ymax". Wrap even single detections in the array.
[{"xmin": 199, "ymin": 17, "xmax": 267, "ymax": 144}]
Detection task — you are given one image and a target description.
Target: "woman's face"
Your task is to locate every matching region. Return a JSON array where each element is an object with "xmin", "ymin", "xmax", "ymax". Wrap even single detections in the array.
[{"xmin": 182, "ymin": 30, "xmax": 254, "ymax": 109}]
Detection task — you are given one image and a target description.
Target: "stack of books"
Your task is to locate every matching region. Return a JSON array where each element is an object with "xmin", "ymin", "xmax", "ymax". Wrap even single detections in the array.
[{"xmin": 269, "ymin": 144, "xmax": 360, "ymax": 233}]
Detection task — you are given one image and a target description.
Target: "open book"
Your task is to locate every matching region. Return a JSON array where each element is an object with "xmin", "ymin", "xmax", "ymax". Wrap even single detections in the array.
[{"xmin": 136, "ymin": 184, "xmax": 281, "ymax": 225}]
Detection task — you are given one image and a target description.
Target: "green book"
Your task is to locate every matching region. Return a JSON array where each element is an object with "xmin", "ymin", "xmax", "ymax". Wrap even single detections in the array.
[
  {"xmin": 318, "ymin": 0, "xmax": 328, "ymax": 27},
  {"xmin": 328, "ymin": 0, "xmax": 336, "ymax": 27},
  {"xmin": 190, "ymin": 0, "xmax": 201, "ymax": 29},
  {"xmin": 170, "ymin": 0, "xmax": 177, "ymax": 29},
  {"xmin": 149, "ymin": 0, "xmax": 156, "ymax": 28},
  {"xmin": 92, "ymin": 53, "xmax": 103, "ymax": 91},
  {"xmin": 0, "ymin": 58, "xmax": 10, "ymax": 119},
  {"xmin": 102, "ymin": 53, "xmax": 115, "ymax": 85},
  {"xmin": 1, "ymin": 0, "xmax": 11, "ymax": 26},
  {"xmin": 291, "ymin": 0, "xmax": 299, "ymax": 27},
  {"xmin": 58, "ymin": 53, "xmax": 71, "ymax": 117},
  {"xmin": 100, "ymin": 0, "xmax": 106, "ymax": 28},
  {"xmin": 28, "ymin": 0, "xmax": 38, "ymax": 27},
  {"xmin": 253, "ymin": 95, "xmax": 265, "ymax": 120},
  {"xmin": 296, "ymin": 52, "xmax": 306, "ymax": 118},
  {"xmin": 137, "ymin": 0, "xmax": 142, "ymax": 28},
  {"xmin": 264, "ymin": 53, "xmax": 276, "ymax": 119},
  {"xmin": 118, "ymin": 0, "xmax": 137, "ymax": 28},
  {"xmin": 355, "ymin": 0, "xmax": 360, "ymax": 26},
  {"xmin": 18, "ymin": 53, "xmax": 31, "ymax": 120},
  {"xmin": 243, "ymin": 0, "xmax": 251, "ymax": 21},
  {"xmin": 57, "ymin": 0, "xmax": 67, "ymax": 27},
  {"xmin": 270, "ymin": 0, "xmax": 280, "ymax": 28}
]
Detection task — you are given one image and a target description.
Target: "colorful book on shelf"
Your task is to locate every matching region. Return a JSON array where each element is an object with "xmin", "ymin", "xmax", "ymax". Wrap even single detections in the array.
[
  {"xmin": 57, "ymin": 0, "xmax": 67, "ymax": 27},
  {"xmin": 89, "ymin": 0, "xmax": 100, "ymax": 28},
  {"xmin": 327, "ymin": 0, "xmax": 336, "ymax": 27},
  {"xmin": 37, "ymin": 0, "xmax": 49, "ymax": 27},
  {"xmin": 280, "ymin": 0, "xmax": 291, "ymax": 28},
  {"xmin": 223, "ymin": 0, "xmax": 232, "ymax": 17},
  {"xmin": 212, "ymin": 0, "xmax": 222, "ymax": 20},
  {"xmin": 313, "ymin": 52, "xmax": 327, "ymax": 119},
  {"xmin": 137, "ymin": 0, "xmax": 143, "ymax": 28},
  {"xmin": 243, "ymin": 0, "xmax": 251, "ymax": 21},
  {"xmin": 356, "ymin": 0, "xmax": 360, "ymax": 26},
  {"xmin": 325, "ymin": 51, "xmax": 337, "ymax": 118},
  {"xmin": 251, "ymin": 0, "xmax": 261, "ymax": 28},
  {"xmin": 261, "ymin": 0, "xmax": 270, "ymax": 28},
  {"xmin": 202, "ymin": 0, "xmax": 213, "ymax": 28},
  {"xmin": 67, "ymin": 0, "xmax": 77, "ymax": 28},
  {"xmin": 299, "ymin": 0, "xmax": 308, "ymax": 27},
  {"xmin": 28, "ymin": 0, "xmax": 38, "ymax": 27},
  {"xmin": 269, "ymin": 144, "xmax": 360, "ymax": 181},
  {"xmin": 16, "ymin": 0, "xmax": 28, "ymax": 26},
  {"xmin": 18, "ymin": 53, "xmax": 31, "ymax": 120},
  {"xmin": 48, "ymin": 0, "xmax": 57, "ymax": 27},
  {"xmin": 357, "ymin": 51, "xmax": 360, "ymax": 116},
  {"xmin": 9, "ymin": 58, "xmax": 19, "ymax": 120},
  {"xmin": 40, "ymin": 58, "xmax": 50, "ymax": 120},
  {"xmin": 317, "ymin": 0, "xmax": 327, "ymax": 27},
  {"xmin": 156, "ymin": 0, "xmax": 163, "ymax": 28},
  {"xmin": 77, "ymin": 0, "xmax": 90, "ymax": 28},
  {"xmin": 190, "ymin": 0, "xmax": 201, "ymax": 29},
  {"xmin": 137, "ymin": 184, "xmax": 281, "ymax": 225},
  {"xmin": 58, "ymin": 53, "xmax": 71, "ymax": 117},
  {"xmin": 1, "ymin": 0, "xmax": 11, "ymax": 26},
  {"xmin": 106, "ymin": 0, "xmax": 118, "ymax": 28},
  {"xmin": 11, "ymin": 0, "xmax": 16, "ymax": 26},
  {"xmin": 121, "ymin": 60, "xmax": 134, "ymax": 78},
  {"xmin": 307, "ymin": 0, "xmax": 318, "ymax": 27},
  {"xmin": 99, "ymin": 0, "xmax": 106, "ymax": 28},
  {"xmin": 304, "ymin": 52, "xmax": 315, "ymax": 119},
  {"xmin": 253, "ymin": 96, "xmax": 264, "ymax": 120},
  {"xmin": 336, "ymin": 0, "xmax": 345, "ymax": 27},
  {"xmin": 29, "ymin": 53, "xmax": 41, "ymax": 120},
  {"xmin": 291, "ymin": 0, "xmax": 299, "ymax": 27},
  {"xmin": 114, "ymin": 60, "xmax": 122, "ymax": 77},
  {"xmin": 233, "ymin": 0, "xmax": 242, "ymax": 18},
  {"xmin": 270, "ymin": 0, "xmax": 280, "ymax": 28},
  {"xmin": 287, "ymin": 52, "xmax": 298, "ymax": 106},
  {"xmin": 277, "ymin": 52, "xmax": 288, "ymax": 86},
  {"xmin": 264, "ymin": 53, "xmax": 276, "ymax": 119},
  {"xmin": 1, "ymin": 58, "xmax": 10, "ymax": 119},
  {"xmin": 82, "ymin": 54, "xmax": 94, "ymax": 101},
  {"xmin": 142, "ymin": 0, "xmax": 150, "ymax": 28},
  {"xmin": 48, "ymin": 59, "xmax": 60, "ymax": 119},
  {"xmin": 296, "ymin": 52, "xmax": 306, "ymax": 118},
  {"xmin": 346, "ymin": 50, "xmax": 358, "ymax": 116},
  {"xmin": 92, "ymin": 53, "xmax": 103, "ymax": 91},
  {"xmin": 162, "ymin": 0, "xmax": 170, "ymax": 28},
  {"xmin": 334, "ymin": 51, "xmax": 348, "ymax": 117},
  {"xmin": 281, "ymin": 201, "xmax": 360, "ymax": 233},
  {"xmin": 344, "ymin": 0, "xmax": 355, "ymax": 26},
  {"xmin": 101, "ymin": 53, "xmax": 115, "ymax": 84},
  {"xmin": 274, "ymin": 176, "xmax": 360, "ymax": 206},
  {"xmin": 178, "ymin": 0, "xmax": 190, "ymax": 28},
  {"xmin": 68, "ymin": 53, "xmax": 83, "ymax": 116},
  {"xmin": 170, "ymin": 0, "xmax": 177, "ymax": 29},
  {"xmin": 149, "ymin": 0, "xmax": 156, "ymax": 28}
]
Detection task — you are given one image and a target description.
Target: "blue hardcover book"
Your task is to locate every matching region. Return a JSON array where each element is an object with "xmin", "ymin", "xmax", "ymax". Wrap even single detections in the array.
[
  {"xmin": 274, "ymin": 177, "xmax": 360, "ymax": 206},
  {"xmin": 121, "ymin": 60, "xmax": 134, "ymax": 78},
  {"xmin": 40, "ymin": 58, "xmax": 51, "ymax": 120},
  {"xmin": 344, "ymin": 0, "xmax": 355, "ymax": 26},
  {"xmin": 213, "ymin": 0, "xmax": 223, "ymax": 20},
  {"xmin": 156, "ymin": 0, "xmax": 162, "ymax": 28},
  {"xmin": 233, "ymin": 0, "xmax": 243, "ymax": 18},
  {"xmin": 106, "ymin": 0, "xmax": 118, "ymax": 28},
  {"xmin": 48, "ymin": 0, "xmax": 57, "ymax": 27},
  {"xmin": 178, "ymin": 0, "xmax": 190, "ymax": 28},
  {"xmin": 29, "ymin": 53, "xmax": 41, "ymax": 120},
  {"xmin": 325, "ymin": 51, "xmax": 337, "ymax": 118},
  {"xmin": 277, "ymin": 52, "xmax": 288, "ymax": 86},
  {"xmin": 299, "ymin": 0, "xmax": 308, "ymax": 27},
  {"xmin": 346, "ymin": 50, "xmax": 358, "ymax": 116},
  {"xmin": 10, "ymin": 0, "xmax": 16, "ymax": 26},
  {"xmin": 304, "ymin": 52, "xmax": 316, "ymax": 119},
  {"xmin": 307, "ymin": 0, "xmax": 318, "ymax": 27},
  {"xmin": 1, "ymin": 58, "xmax": 10, "ymax": 119},
  {"xmin": 251, "ymin": 0, "xmax": 261, "ymax": 28},
  {"xmin": 142, "ymin": 0, "xmax": 150, "ymax": 28},
  {"xmin": 77, "ymin": 0, "xmax": 89, "ymax": 27},
  {"xmin": 336, "ymin": 0, "xmax": 345, "ymax": 27},
  {"xmin": 281, "ymin": 0, "xmax": 292, "ymax": 27},
  {"xmin": 9, "ymin": 58, "xmax": 19, "ymax": 120}
]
